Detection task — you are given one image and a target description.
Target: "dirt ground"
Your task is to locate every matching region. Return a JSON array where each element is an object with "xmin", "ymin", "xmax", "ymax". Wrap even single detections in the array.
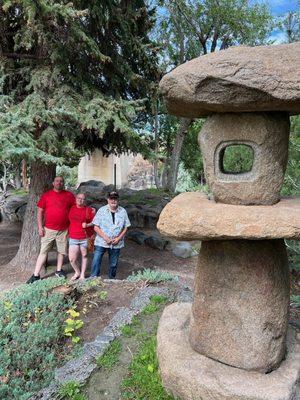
[
  {"xmin": 84, "ymin": 299, "xmax": 168, "ymax": 400},
  {"xmin": 0, "ymin": 221, "xmax": 196, "ymax": 292},
  {"xmin": 75, "ymin": 280, "xmax": 143, "ymax": 343},
  {"xmin": 1, "ymin": 221, "xmax": 298, "ymax": 326}
]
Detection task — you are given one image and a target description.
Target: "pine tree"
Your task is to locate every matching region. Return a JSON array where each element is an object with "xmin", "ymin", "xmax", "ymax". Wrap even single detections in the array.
[{"xmin": 0, "ymin": 0, "xmax": 159, "ymax": 269}]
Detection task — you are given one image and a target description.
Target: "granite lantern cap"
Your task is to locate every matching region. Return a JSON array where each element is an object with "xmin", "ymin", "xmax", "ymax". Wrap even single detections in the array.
[
  {"xmin": 159, "ymin": 42, "xmax": 300, "ymax": 118},
  {"xmin": 157, "ymin": 192, "xmax": 300, "ymax": 241}
]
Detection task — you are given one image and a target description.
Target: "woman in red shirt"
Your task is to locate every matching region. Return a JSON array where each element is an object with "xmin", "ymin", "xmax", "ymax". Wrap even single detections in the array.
[{"xmin": 68, "ymin": 193, "xmax": 95, "ymax": 280}]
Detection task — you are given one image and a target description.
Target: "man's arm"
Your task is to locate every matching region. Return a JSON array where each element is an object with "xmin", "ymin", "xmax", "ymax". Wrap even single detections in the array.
[
  {"xmin": 37, "ymin": 207, "xmax": 45, "ymax": 237},
  {"xmin": 94, "ymin": 225, "xmax": 112, "ymax": 245},
  {"xmin": 111, "ymin": 227, "xmax": 128, "ymax": 245}
]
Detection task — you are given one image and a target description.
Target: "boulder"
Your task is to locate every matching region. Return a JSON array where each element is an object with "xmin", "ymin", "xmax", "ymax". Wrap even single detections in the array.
[
  {"xmin": 1, "ymin": 193, "xmax": 28, "ymax": 222},
  {"xmin": 190, "ymin": 239, "xmax": 289, "ymax": 372},
  {"xmin": 78, "ymin": 180, "xmax": 106, "ymax": 188},
  {"xmin": 171, "ymin": 242, "xmax": 196, "ymax": 258},
  {"xmin": 126, "ymin": 230, "xmax": 149, "ymax": 245},
  {"xmin": 157, "ymin": 192, "xmax": 300, "ymax": 241},
  {"xmin": 159, "ymin": 42, "xmax": 300, "ymax": 117},
  {"xmin": 16, "ymin": 203, "xmax": 27, "ymax": 221},
  {"xmin": 144, "ymin": 234, "xmax": 169, "ymax": 250},
  {"xmin": 157, "ymin": 303, "xmax": 300, "ymax": 400},
  {"xmin": 126, "ymin": 205, "xmax": 159, "ymax": 229}
]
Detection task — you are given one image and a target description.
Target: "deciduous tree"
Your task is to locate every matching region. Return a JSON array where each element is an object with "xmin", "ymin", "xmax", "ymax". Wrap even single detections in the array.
[{"xmin": 155, "ymin": 0, "xmax": 273, "ymax": 191}]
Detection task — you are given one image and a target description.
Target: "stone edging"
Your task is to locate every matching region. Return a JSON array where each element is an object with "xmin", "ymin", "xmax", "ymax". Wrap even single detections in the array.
[{"xmin": 30, "ymin": 280, "xmax": 192, "ymax": 399}]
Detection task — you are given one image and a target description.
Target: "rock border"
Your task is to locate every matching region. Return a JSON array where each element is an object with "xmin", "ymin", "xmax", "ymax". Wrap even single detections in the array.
[{"xmin": 30, "ymin": 279, "xmax": 192, "ymax": 400}]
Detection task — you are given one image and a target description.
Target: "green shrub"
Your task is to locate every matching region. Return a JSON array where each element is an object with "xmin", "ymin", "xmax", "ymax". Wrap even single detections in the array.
[
  {"xmin": 0, "ymin": 278, "xmax": 74, "ymax": 400},
  {"xmin": 291, "ymin": 295, "xmax": 300, "ymax": 307},
  {"xmin": 286, "ymin": 240, "xmax": 300, "ymax": 271},
  {"xmin": 127, "ymin": 268, "xmax": 178, "ymax": 283}
]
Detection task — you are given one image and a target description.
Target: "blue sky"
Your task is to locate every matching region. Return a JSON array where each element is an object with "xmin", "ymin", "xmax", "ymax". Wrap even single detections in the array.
[
  {"xmin": 265, "ymin": 0, "xmax": 299, "ymax": 15},
  {"xmin": 263, "ymin": 0, "xmax": 299, "ymax": 42}
]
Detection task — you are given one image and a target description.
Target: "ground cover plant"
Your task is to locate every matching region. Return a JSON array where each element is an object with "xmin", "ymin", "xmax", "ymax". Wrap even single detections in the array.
[
  {"xmin": 0, "ymin": 278, "xmax": 74, "ymax": 400},
  {"xmin": 127, "ymin": 268, "xmax": 178, "ymax": 283},
  {"xmin": 0, "ymin": 276, "xmax": 143, "ymax": 399}
]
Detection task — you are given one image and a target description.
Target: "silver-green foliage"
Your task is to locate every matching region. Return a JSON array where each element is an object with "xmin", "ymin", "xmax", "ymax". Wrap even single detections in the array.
[
  {"xmin": 291, "ymin": 295, "xmax": 300, "ymax": 307},
  {"xmin": 0, "ymin": 278, "xmax": 74, "ymax": 400},
  {"xmin": 127, "ymin": 268, "xmax": 178, "ymax": 283}
]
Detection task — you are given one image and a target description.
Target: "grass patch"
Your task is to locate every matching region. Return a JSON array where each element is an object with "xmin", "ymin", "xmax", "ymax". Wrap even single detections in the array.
[
  {"xmin": 141, "ymin": 295, "xmax": 168, "ymax": 316},
  {"xmin": 121, "ymin": 188, "xmax": 171, "ymax": 207},
  {"xmin": 96, "ymin": 339, "xmax": 122, "ymax": 370},
  {"xmin": 121, "ymin": 316, "xmax": 141, "ymax": 337},
  {"xmin": 84, "ymin": 291, "xmax": 171, "ymax": 400},
  {"xmin": 121, "ymin": 335, "xmax": 175, "ymax": 400},
  {"xmin": 58, "ymin": 381, "xmax": 86, "ymax": 400},
  {"xmin": 9, "ymin": 188, "xmax": 28, "ymax": 196},
  {"xmin": 127, "ymin": 268, "xmax": 178, "ymax": 283}
]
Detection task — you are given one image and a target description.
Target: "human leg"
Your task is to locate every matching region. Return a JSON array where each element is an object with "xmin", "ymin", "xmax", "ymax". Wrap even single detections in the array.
[
  {"xmin": 33, "ymin": 253, "xmax": 48, "ymax": 276},
  {"xmin": 79, "ymin": 245, "xmax": 88, "ymax": 280},
  {"xmin": 27, "ymin": 229, "xmax": 55, "ymax": 283},
  {"xmin": 108, "ymin": 248, "xmax": 121, "ymax": 279},
  {"xmin": 69, "ymin": 244, "xmax": 81, "ymax": 280},
  {"xmin": 55, "ymin": 230, "xmax": 68, "ymax": 276},
  {"xmin": 91, "ymin": 246, "xmax": 106, "ymax": 277}
]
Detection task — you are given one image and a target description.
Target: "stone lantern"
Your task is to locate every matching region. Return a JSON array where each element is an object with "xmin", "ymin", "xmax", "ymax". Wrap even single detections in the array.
[{"xmin": 157, "ymin": 43, "xmax": 300, "ymax": 400}]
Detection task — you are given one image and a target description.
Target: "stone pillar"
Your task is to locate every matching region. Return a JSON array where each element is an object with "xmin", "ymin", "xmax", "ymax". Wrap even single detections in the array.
[
  {"xmin": 189, "ymin": 239, "xmax": 290, "ymax": 372},
  {"xmin": 156, "ymin": 42, "xmax": 300, "ymax": 400},
  {"xmin": 199, "ymin": 112, "xmax": 290, "ymax": 205}
]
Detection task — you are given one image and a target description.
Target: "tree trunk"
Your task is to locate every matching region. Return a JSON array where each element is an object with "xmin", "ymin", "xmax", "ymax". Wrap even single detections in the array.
[
  {"xmin": 152, "ymin": 97, "xmax": 162, "ymax": 190},
  {"xmin": 14, "ymin": 163, "xmax": 22, "ymax": 189},
  {"xmin": 21, "ymin": 159, "xmax": 29, "ymax": 190},
  {"xmin": 10, "ymin": 160, "xmax": 56, "ymax": 270},
  {"xmin": 153, "ymin": 161, "xmax": 161, "ymax": 189},
  {"xmin": 1, "ymin": 164, "xmax": 8, "ymax": 194},
  {"xmin": 167, "ymin": 117, "xmax": 191, "ymax": 192}
]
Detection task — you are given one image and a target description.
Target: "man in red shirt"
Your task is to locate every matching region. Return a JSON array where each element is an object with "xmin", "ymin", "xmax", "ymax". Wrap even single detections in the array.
[{"xmin": 26, "ymin": 176, "xmax": 75, "ymax": 283}]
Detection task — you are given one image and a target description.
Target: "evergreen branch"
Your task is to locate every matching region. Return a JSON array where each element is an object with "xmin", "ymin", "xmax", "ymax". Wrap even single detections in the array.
[{"xmin": 3, "ymin": 53, "xmax": 45, "ymax": 60}]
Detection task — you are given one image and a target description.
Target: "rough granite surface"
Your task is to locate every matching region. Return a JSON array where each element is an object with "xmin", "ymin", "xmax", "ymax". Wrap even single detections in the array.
[
  {"xmin": 199, "ymin": 112, "xmax": 290, "ymax": 205},
  {"xmin": 159, "ymin": 42, "xmax": 300, "ymax": 117},
  {"xmin": 190, "ymin": 239, "xmax": 290, "ymax": 372},
  {"xmin": 157, "ymin": 303, "xmax": 300, "ymax": 400},
  {"xmin": 157, "ymin": 192, "xmax": 300, "ymax": 240}
]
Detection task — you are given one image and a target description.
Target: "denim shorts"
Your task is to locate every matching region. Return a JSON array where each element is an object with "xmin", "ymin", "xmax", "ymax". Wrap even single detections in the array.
[{"xmin": 69, "ymin": 238, "xmax": 88, "ymax": 248}]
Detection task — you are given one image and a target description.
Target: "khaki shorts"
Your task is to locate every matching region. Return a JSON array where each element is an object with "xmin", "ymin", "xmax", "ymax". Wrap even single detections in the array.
[{"xmin": 40, "ymin": 228, "xmax": 68, "ymax": 255}]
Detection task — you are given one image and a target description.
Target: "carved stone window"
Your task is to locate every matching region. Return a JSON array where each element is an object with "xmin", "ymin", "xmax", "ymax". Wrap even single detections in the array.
[{"xmin": 219, "ymin": 144, "xmax": 254, "ymax": 174}]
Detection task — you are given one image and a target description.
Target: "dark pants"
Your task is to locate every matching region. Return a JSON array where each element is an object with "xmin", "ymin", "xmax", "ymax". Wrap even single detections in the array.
[{"xmin": 91, "ymin": 246, "xmax": 121, "ymax": 279}]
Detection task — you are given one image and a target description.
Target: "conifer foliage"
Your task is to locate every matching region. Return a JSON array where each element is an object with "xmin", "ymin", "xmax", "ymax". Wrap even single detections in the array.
[
  {"xmin": 0, "ymin": 0, "xmax": 159, "ymax": 268},
  {"xmin": 0, "ymin": 0, "xmax": 159, "ymax": 162}
]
